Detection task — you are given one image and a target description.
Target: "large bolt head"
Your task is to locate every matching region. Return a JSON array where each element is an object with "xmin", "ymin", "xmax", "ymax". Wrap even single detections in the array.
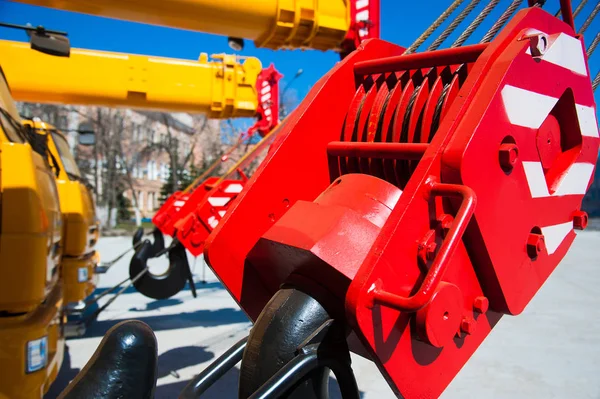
[
  {"xmin": 418, "ymin": 229, "xmax": 437, "ymax": 264},
  {"xmin": 499, "ymin": 143, "xmax": 519, "ymax": 171},
  {"xmin": 573, "ymin": 210, "xmax": 588, "ymax": 230},
  {"xmin": 459, "ymin": 317, "xmax": 476, "ymax": 335},
  {"xmin": 473, "ymin": 296, "xmax": 489, "ymax": 314},
  {"xmin": 527, "ymin": 233, "xmax": 545, "ymax": 259}
]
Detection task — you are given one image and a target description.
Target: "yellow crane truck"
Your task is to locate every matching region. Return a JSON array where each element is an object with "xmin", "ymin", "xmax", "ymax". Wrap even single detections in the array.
[
  {"xmin": 22, "ymin": 118, "xmax": 100, "ymax": 326},
  {"xmin": 0, "ymin": 0, "xmax": 379, "ymax": 393},
  {"xmin": 0, "ymin": 68, "xmax": 64, "ymax": 398},
  {"xmin": 0, "ymin": 35, "xmax": 276, "ymax": 398}
]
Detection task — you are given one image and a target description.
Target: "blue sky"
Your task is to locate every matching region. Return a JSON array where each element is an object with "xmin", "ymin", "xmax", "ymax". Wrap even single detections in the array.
[{"xmin": 0, "ymin": 0, "xmax": 598, "ymax": 111}]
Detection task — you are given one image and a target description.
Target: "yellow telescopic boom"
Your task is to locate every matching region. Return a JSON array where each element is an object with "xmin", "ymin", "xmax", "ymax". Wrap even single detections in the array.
[
  {"xmin": 0, "ymin": 39, "xmax": 266, "ymax": 119},
  {"xmin": 10, "ymin": 0, "xmax": 380, "ymax": 53}
]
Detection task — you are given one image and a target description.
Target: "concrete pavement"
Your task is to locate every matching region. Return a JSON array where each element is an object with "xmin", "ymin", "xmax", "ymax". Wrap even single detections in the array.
[{"xmin": 46, "ymin": 231, "xmax": 600, "ymax": 398}]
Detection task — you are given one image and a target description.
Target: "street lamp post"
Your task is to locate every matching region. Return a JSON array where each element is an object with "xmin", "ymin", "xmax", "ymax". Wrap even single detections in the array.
[{"xmin": 279, "ymin": 69, "xmax": 303, "ymax": 119}]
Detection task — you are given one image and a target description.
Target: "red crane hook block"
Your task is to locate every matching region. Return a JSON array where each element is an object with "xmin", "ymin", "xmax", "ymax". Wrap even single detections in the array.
[{"xmin": 204, "ymin": 6, "xmax": 597, "ymax": 398}]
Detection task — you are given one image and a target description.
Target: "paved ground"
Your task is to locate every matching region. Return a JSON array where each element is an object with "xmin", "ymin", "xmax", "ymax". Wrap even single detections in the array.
[{"xmin": 46, "ymin": 231, "xmax": 600, "ymax": 398}]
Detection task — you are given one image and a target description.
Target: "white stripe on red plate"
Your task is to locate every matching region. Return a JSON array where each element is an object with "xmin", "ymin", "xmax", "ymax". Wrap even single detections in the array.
[
  {"xmin": 526, "ymin": 32, "xmax": 587, "ymax": 76},
  {"xmin": 575, "ymin": 104, "xmax": 599, "ymax": 138},
  {"xmin": 522, "ymin": 161, "xmax": 595, "ymax": 198},
  {"xmin": 207, "ymin": 197, "xmax": 231, "ymax": 207},
  {"xmin": 501, "ymin": 85, "xmax": 558, "ymax": 129},
  {"xmin": 223, "ymin": 183, "xmax": 244, "ymax": 194},
  {"xmin": 540, "ymin": 221, "xmax": 573, "ymax": 255}
]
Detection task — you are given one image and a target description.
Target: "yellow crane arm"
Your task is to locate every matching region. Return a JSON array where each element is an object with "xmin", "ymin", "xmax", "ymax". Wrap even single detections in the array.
[
  {"xmin": 10, "ymin": 0, "xmax": 380, "ymax": 53},
  {"xmin": 0, "ymin": 39, "xmax": 278, "ymax": 119}
]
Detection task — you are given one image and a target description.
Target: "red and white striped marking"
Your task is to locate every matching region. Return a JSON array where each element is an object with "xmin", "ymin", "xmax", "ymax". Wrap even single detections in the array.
[
  {"xmin": 355, "ymin": 0, "xmax": 370, "ymax": 38},
  {"xmin": 260, "ymin": 80, "xmax": 273, "ymax": 123},
  {"xmin": 502, "ymin": 85, "xmax": 597, "ymax": 199},
  {"xmin": 525, "ymin": 32, "xmax": 588, "ymax": 76},
  {"xmin": 207, "ymin": 197, "xmax": 232, "ymax": 207},
  {"xmin": 502, "ymin": 85, "xmax": 598, "ymax": 136},
  {"xmin": 521, "ymin": 162, "xmax": 595, "ymax": 198},
  {"xmin": 540, "ymin": 221, "xmax": 574, "ymax": 255},
  {"xmin": 207, "ymin": 216, "xmax": 219, "ymax": 229},
  {"xmin": 223, "ymin": 183, "xmax": 244, "ymax": 194},
  {"xmin": 501, "ymin": 85, "xmax": 558, "ymax": 129},
  {"xmin": 500, "ymin": 30, "xmax": 597, "ymax": 256},
  {"xmin": 575, "ymin": 104, "xmax": 599, "ymax": 138}
]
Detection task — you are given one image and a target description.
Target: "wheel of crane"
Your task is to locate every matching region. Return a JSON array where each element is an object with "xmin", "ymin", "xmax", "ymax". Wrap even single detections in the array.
[
  {"xmin": 129, "ymin": 240, "xmax": 190, "ymax": 300},
  {"xmin": 239, "ymin": 287, "xmax": 359, "ymax": 399}
]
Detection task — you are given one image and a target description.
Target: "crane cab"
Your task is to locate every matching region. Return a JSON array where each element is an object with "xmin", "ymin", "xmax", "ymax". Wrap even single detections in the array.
[
  {"xmin": 24, "ymin": 119, "xmax": 100, "ymax": 316},
  {"xmin": 0, "ymin": 68, "xmax": 64, "ymax": 398}
]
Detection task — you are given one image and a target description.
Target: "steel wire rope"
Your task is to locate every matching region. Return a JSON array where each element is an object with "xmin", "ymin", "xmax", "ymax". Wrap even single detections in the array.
[
  {"xmin": 579, "ymin": 2, "xmax": 600, "ymax": 34},
  {"xmin": 428, "ymin": 0, "xmax": 481, "ymax": 50},
  {"xmin": 405, "ymin": 0, "xmax": 465, "ymax": 53},
  {"xmin": 452, "ymin": 0, "xmax": 501, "ymax": 46},
  {"xmin": 480, "ymin": 0, "xmax": 524, "ymax": 43}
]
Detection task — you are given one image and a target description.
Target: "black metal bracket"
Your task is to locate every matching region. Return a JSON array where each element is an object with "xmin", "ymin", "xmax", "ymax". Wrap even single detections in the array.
[
  {"xmin": 178, "ymin": 320, "xmax": 359, "ymax": 399},
  {"xmin": 179, "ymin": 337, "xmax": 248, "ymax": 399},
  {"xmin": 249, "ymin": 320, "xmax": 359, "ymax": 399}
]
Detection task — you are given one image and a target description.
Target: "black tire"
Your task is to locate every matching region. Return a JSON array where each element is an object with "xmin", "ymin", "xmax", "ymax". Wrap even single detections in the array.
[
  {"xmin": 129, "ymin": 241, "xmax": 189, "ymax": 300},
  {"xmin": 239, "ymin": 288, "xmax": 331, "ymax": 399}
]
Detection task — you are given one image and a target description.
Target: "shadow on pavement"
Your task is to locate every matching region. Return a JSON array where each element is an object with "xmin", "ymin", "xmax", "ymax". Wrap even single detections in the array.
[
  {"xmin": 155, "ymin": 368, "xmax": 364, "ymax": 399},
  {"xmin": 73, "ymin": 307, "xmax": 249, "ymax": 339},
  {"xmin": 129, "ymin": 298, "xmax": 184, "ymax": 312},
  {"xmin": 155, "ymin": 367, "xmax": 241, "ymax": 399},
  {"xmin": 92, "ymin": 281, "xmax": 224, "ymax": 297},
  {"xmin": 44, "ymin": 346, "xmax": 81, "ymax": 399},
  {"xmin": 158, "ymin": 346, "xmax": 215, "ymax": 379},
  {"xmin": 48, "ymin": 347, "xmax": 364, "ymax": 399}
]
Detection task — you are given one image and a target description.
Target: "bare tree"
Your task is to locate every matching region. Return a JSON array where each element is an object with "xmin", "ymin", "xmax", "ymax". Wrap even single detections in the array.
[
  {"xmin": 65, "ymin": 107, "xmax": 130, "ymax": 228},
  {"xmin": 17, "ymin": 103, "xmax": 66, "ymax": 126},
  {"xmin": 116, "ymin": 118, "xmax": 155, "ymax": 226}
]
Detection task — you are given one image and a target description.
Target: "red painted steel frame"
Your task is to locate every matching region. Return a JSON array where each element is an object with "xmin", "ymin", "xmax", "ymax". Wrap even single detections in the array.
[
  {"xmin": 327, "ymin": 142, "xmax": 429, "ymax": 160},
  {"xmin": 346, "ymin": 8, "xmax": 597, "ymax": 398},
  {"xmin": 153, "ymin": 177, "xmax": 218, "ymax": 237},
  {"xmin": 204, "ymin": 39, "xmax": 407, "ymax": 318},
  {"xmin": 205, "ymin": 4, "xmax": 597, "ymax": 399},
  {"xmin": 369, "ymin": 183, "xmax": 476, "ymax": 312},
  {"xmin": 342, "ymin": 0, "xmax": 381, "ymax": 56},
  {"xmin": 353, "ymin": 43, "xmax": 487, "ymax": 76},
  {"xmin": 174, "ymin": 178, "xmax": 246, "ymax": 256}
]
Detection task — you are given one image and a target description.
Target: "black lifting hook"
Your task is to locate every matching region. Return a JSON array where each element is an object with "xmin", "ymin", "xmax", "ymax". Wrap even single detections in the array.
[
  {"xmin": 129, "ymin": 236, "xmax": 197, "ymax": 300},
  {"xmin": 132, "ymin": 227, "xmax": 165, "ymax": 258},
  {"xmin": 181, "ymin": 288, "xmax": 359, "ymax": 399}
]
